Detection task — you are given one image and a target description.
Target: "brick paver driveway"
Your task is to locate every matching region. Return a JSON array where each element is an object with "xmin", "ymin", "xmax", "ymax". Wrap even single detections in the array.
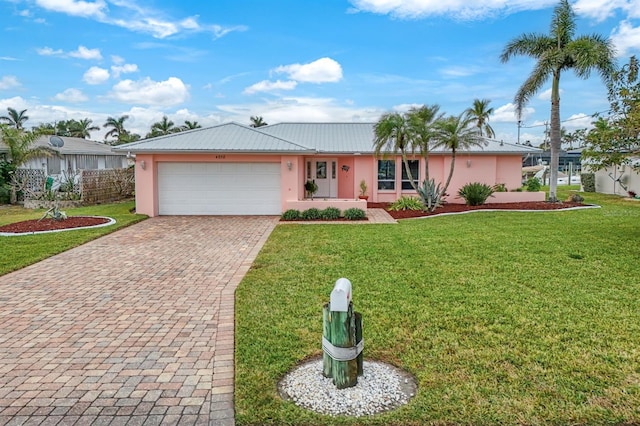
[{"xmin": 0, "ymin": 216, "xmax": 278, "ymax": 426}]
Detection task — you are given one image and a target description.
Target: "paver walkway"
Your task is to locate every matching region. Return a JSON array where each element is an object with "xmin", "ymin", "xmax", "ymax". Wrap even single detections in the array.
[{"xmin": 0, "ymin": 216, "xmax": 278, "ymax": 426}]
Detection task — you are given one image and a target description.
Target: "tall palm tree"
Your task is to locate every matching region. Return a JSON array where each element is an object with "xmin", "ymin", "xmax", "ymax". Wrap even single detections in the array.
[
  {"xmin": 0, "ymin": 108, "xmax": 29, "ymax": 130},
  {"xmin": 373, "ymin": 112, "xmax": 418, "ymax": 190},
  {"xmin": 147, "ymin": 116, "xmax": 179, "ymax": 138},
  {"xmin": 465, "ymin": 98, "xmax": 495, "ymax": 138},
  {"xmin": 69, "ymin": 118, "xmax": 100, "ymax": 139},
  {"xmin": 250, "ymin": 116, "xmax": 268, "ymax": 128},
  {"xmin": 103, "ymin": 115, "xmax": 130, "ymax": 144},
  {"xmin": 500, "ymin": 0, "xmax": 616, "ymax": 201},
  {"xmin": 432, "ymin": 112, "xmax": 484, "ymax": 197},
  {"xmin": 182, "ymin": 120, "xmax": 201, "ymax": 130},
  {"xmin": 407, "ymin": 104, "xmax": 443, "ymax": 186}
]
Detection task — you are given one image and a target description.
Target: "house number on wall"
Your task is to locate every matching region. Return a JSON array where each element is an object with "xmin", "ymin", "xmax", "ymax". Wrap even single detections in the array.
[{"xmin": 215, "ymin": 155, "xmax": 226, "ymax": 159}]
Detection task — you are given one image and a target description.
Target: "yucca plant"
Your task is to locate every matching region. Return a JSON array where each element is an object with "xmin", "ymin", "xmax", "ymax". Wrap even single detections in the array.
[
  {"xmin": 416, "ymin": 178, "xmax": 444, "ymax": 212},
  {"xmin": 457, "ymin": 182, "xmax": 494, "ymax": 206}
]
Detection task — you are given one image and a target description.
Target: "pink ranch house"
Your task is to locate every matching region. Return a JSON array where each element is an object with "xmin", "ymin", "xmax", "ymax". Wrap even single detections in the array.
[{"xmin": 113, "ymin": 122, "xmax": 543, "ymax": 216}]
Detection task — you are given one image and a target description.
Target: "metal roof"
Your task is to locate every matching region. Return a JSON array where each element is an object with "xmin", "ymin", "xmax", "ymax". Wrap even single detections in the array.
[
  {"xmin": 111, "ymin": 121, "xmax": 542, "ymax": 155},
  {"xmin": 1, "ymin": 135, "xmax": 125, "ymax": 156},
  {"xmin": 113, "ymin": 122, "xmax": 314, "ymax": 154}
]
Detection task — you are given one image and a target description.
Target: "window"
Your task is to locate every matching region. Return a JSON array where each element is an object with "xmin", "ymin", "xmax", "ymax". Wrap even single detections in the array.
[
  {"xmin": 76, "ymin": 154, "xmax": 99, "ymax": 170},
  {"xmin": 401, "ymin": 160, "xmax": 419, "ymax": 190},
  {"xmin": 316, "ymin": 161, "xmax": 327, "ymax": 179},
  {"xmin": 377, "ymin": 160, "xmax": 395, "ymax": 190},
  {"xmin": 47, "ymin": 158, "xmax": 61, "ymax": 175},
  {"xmin": 105, "ymin": 156, "xmax": 123, "ymax": 169}
]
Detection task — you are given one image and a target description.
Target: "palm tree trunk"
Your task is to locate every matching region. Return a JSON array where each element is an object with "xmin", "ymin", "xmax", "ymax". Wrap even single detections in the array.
[
  {"xmin": 441, "ymin": 149, "xmax": 457, "ymax": 198},
  {"xmin": 401, "ymin": 153, "xmax": 419, "ymax": 192},
  {"xmin": 549, "ymin": 71, "xmax": 561, "ymax": 202}
]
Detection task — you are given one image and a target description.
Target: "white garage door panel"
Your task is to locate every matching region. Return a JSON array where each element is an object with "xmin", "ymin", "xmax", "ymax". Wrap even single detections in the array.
[{"xmin": 158, "ymin": 162, "xmax": 281, "ymax": 215}]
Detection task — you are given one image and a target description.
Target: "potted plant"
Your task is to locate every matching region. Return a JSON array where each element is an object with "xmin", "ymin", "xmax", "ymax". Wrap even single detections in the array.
[
  {"xmin": 305, "ymin": 179, "xmax": 318, "ymax": 200},
  {"xmin": 358, "ymin": 179, "xmax": 369, "ymax": 200}
]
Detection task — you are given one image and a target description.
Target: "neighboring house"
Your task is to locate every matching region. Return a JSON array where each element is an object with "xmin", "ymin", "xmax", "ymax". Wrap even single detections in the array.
[
  {"xmin": 588, "ymin": 159, "xmax": 640, "ymax": 196},
  {"xmin": 522, "ymin": 148, "xmax": 583, "ymax": 174},
  {"xmin": 113, "ymin": 122, "xmax": 543, "ymax": 217},
  {"xmin": 0, "ymin": 135, "xmax": 128, "ymax": 176}
]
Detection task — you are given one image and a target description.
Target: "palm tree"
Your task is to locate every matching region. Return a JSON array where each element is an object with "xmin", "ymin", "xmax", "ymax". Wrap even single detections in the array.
[
  {"xmin": 465, "ymin": 98, "xmax": 495, "ymax": 138},
  {"xmin": 181, "ymin": 120, "xmax": 201, "ymax": 131},
  {"xmin": 500, "ymin": 0, "xmax": 616, "ymax": 201},
  {"xmin": 406, "ymin": 104, "xmax": 443, "ymax": 186},
  {"xmin": 0, "ymin": 108, "xmax": 29, "ymax": 130},
  {"xmin": 432, "ymin": 112, "xmax": 484, "ymax": 197},
  {"xmin": 373, "ymin": 112, "xmax": 418, "ymax": 190},
  {"xmin": 103, "ymin": 115, "xmax": 130, "ymax": 144},
  {"xmin": 250, "ymin": 116, "xmax": 268, "ymax": 128},
  {"xmin": 68, "ymin": 118, "xmax": 100, "ymax": 139},
  {"xmin": 147, "ymin": 116, "xmax": 179, "ymax": 138}
]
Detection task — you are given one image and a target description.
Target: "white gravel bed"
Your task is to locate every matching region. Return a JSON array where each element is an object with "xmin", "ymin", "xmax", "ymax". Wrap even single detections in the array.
[{"xmin": 278, "ymin": 358, "xmax": 417, "ymax": 417}]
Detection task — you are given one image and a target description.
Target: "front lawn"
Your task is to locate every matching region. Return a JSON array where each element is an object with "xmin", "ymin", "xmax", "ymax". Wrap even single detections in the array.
[
  {"xmin": 0, "ymin": 201, "xmax": 146, "ymax": 276},
  {"xmin": 235, "ymin": 191, "xmax": 640, "ymax": 425}
]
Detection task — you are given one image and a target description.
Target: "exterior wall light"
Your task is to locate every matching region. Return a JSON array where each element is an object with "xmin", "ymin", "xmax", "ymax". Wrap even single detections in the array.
[
  {"xmin": 140, "ymin": 160, "xmax": 146, "ymax": 170},
  {"xmin": 287, "ymin": 161, "xmax": 293, "ymax": 170}
]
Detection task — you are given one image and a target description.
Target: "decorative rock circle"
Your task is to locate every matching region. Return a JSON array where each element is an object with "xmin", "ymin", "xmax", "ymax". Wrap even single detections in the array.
[{"xmin": 278, "ymin": 358, "xmax": 417, "ymax": 417}]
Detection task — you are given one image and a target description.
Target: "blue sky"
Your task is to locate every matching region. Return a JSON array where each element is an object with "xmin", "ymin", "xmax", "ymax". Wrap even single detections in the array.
[{"xmin": 1, "ymin": 0, "xmax": 639, "ymax": 144}]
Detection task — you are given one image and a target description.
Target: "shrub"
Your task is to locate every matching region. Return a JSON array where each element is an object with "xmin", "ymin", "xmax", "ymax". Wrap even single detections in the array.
[
  {"xmin": 525, "ymin": 177, "xmax": 542, "ymax": 192},
  {"xmin": 492, "ymin": 183, "xmax": 507, "ymax": 192},
  {"xmin": 321, "ymin": 207, "xmax": 341, "ymax": 220},
  {"xmin": 570, "ymin": 193, "xmax": 584, "ymax": 203},
  {"xmin": 281, "ymin": 209, "xmax": 301, "ymax": 221},
  {"xmin": 457, "ymin": 182, "xmax": 494, "ymax": 206},
  {"xmin": 388, "ymin": 196, "xmax": 424, "ymax": 211},
  {"xmin": 301, "ymin": 208, "xmax": 322, "ymax": 220},
  {"xmin": 343, "ymin": 208, "xmax": 366, "ymax": 220},
  {"xmin": 581, "ymin": 173, "xmax": 595, "ymax": 192}
]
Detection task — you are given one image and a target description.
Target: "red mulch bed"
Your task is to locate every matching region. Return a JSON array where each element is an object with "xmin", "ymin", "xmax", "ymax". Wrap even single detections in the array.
[
  {"xmin": 0, "ymin": 216, "xmax": 110, "ymax": 234},
  {"xmin": 369, "ymin": 201, "xmax": 587, "ymax": 220}
]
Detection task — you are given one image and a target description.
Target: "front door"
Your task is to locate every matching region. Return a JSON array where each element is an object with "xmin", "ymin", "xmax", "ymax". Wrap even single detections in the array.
[{"xmin": 307, "ymin": 159, "xmax": 337, "ymax": 198}]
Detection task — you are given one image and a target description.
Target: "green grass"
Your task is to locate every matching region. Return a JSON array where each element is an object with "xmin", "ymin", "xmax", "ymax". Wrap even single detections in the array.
[
  {"xmin": 235, "ymin": 190, "xmax": 640, "ymax": 425},
  {"xmin": 0, "ymin": 201, "xmax": 147, "ymax": 276}
]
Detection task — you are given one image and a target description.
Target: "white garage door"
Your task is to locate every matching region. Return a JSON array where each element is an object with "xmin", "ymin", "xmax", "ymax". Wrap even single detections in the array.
[{"xmin": 158, "ymin": 162, "xmax": 281, "ymax": 215}]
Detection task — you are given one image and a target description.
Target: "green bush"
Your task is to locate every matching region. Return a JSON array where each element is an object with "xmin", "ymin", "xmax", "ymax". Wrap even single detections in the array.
[
  {"xmin": 457, "ymin": 182, "xmax": 494, "ymax": 206},
  {"xmin": 343, "ymin": 208, "xmax": 366, "ymax": 220},
  {"xmin": 321, "ymin": 207, "xmax": 341, "ymax": 220},
  {"xmin": 525, "ymin": 177, "xmax": 542, "ymax": 192},
  {"xmin": 581, "ymin": 173, "xmax": 595, "ymax": 192},
  {"xmin": 301, "ymin": 208, "xmax": 322, "ymax": 220},
  {"xmin": 389, "ymin": 196, "xmax": 424, "ymax": 211},
  {"xmin": 281, "ymin": 209, "xmax": 301, "ymax": 221}
]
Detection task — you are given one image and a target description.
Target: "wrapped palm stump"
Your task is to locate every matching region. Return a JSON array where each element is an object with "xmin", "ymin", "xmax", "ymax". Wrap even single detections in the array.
[{"xmin": 322, "ymin": 278, "xmax": 364, "ymax": 389}]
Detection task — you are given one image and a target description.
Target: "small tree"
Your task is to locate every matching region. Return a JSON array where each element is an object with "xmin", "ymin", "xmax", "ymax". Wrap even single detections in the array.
[{"xmin": 582, "ymin": 56, "xmax": 640, "ymax": 171}]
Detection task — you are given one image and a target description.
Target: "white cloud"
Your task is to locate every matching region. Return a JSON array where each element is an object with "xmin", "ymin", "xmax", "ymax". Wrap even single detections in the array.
[
  {"xmin": 274, "ymin": 58, "xmax": 343, "ymax": 83},
  {"xmin": 35, "ymin": 0, "xmax": 107, "ymax": 18},
  {"xmin": 111, "ymin": 63, "xmax": 138, "ymax": 79},
  {"xmin": 108, "ymin": 77, "xmax": 190, "ymax": 106},
  {"xmin": 37, "ymin": 47, "xmax": 64, "ymax": 56},
  {"xmin": 491, "ymin": 103, "xmax": 535, "ymax": 123},
  {"xmin": 69, "ymin": 45, "xmax": 102, "ymax": 60},
  {"xmin": 537, "ymin": 88, "xmax": 563, "ymax": 101},
  {"xmin": 243, "ymin": 80, "xmax": 297, "ymax": 95},
  {"xmin": 439, "ymin": 65, "xmax": 481, "ymax": 78},
  {"xmin": 37, "ymin": 45, "xmax": 102, "ymax": 60},
  {"xmin": 611, "ymin": 20, "xmax": 640, "ymax": 57},
  {"xmin": 348, "ymin": 0, "xmax": 557, "ymax": 20},
  {"xmin": 0, "ymin": 76, "xmax": 21, "ymax": 90},
  {"xmin": 571, "ymin": 0, "xmax": 640, "ymax": 22},
  {"xmin": 217, "ymin": 96, "xmax": 383, "ymax": 124},
  {"xmin": 562, "ymin": 113, "xmax": 595, "ymax": 130},
  {"xmin": 83, "ymin": 66, "xmax": 110, "ymax": 85},
  {"xmin": 392, "ymin": 103, "xmax": 422, "ymax": 112},
  {"xmin": 32, "ymin": 0, "xmax": 246, "ymax": 39},
  {"xmin": 52, "ymin": 88, "xmax": 88, "ymax": 103}
]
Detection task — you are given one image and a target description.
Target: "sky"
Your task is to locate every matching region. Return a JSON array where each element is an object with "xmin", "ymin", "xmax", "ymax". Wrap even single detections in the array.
[{"xmin": 1, "ymin": 0, "xmax": 639, "ymax": 145}]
